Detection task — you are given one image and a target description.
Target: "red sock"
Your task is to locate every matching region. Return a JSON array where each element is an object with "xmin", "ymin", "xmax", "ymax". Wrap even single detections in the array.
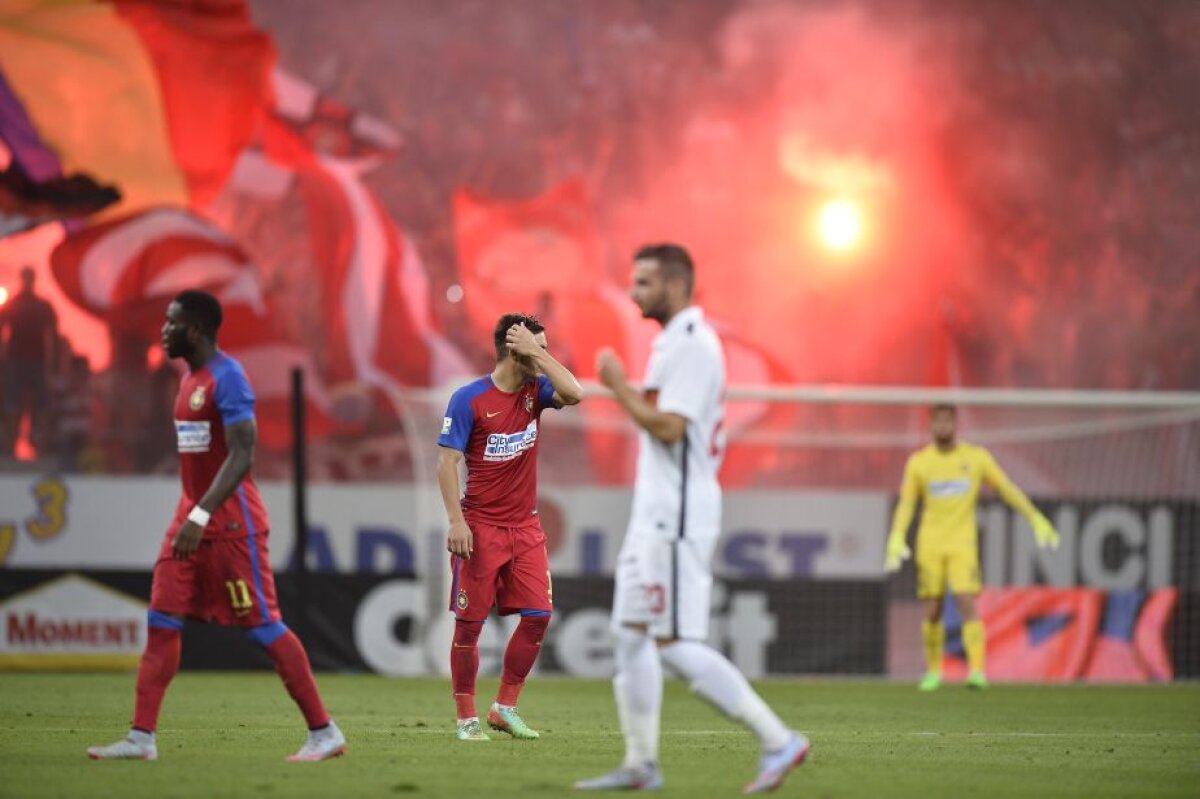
[
  {"xmin": 132, "ymin": 625, "xmax": 181, "ymax": 732},
  {"xmin": 265, "ymin": 629, "xmax": 330, "ymax": 729},
  {"xmin": 452, "ymin": 619, "xmax": 483, "ymax": 719},
  {"xmin": 496, "ymin": 614, "xmax": 549, "ymax": 707}
]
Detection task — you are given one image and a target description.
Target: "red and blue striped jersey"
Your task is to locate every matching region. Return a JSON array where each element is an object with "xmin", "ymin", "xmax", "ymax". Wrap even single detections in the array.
[
  {"xmin": 171, "ymin": 352, "xmax": 269, "ymax": 539},
  {"xmin": 438, "ymin": 375, "xmax": 559, "ymax": 524}
]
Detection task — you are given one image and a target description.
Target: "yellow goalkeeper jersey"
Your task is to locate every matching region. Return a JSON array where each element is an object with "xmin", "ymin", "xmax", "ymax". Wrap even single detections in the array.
[{"xmin": 888, "ymin": 442, "xmax": 1040, "ymax": 552}]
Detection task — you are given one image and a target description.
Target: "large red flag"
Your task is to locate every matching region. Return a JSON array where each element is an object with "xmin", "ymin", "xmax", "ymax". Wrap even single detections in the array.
[{"xmin": 50, "ymin": 207, "xmax": 335, "ymax": 447}]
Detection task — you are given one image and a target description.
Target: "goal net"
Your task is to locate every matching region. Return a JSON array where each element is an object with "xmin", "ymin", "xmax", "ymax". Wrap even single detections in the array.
[{"xmin": 309, "ymin": 383, "xmax": 1200, "ymax": 681}]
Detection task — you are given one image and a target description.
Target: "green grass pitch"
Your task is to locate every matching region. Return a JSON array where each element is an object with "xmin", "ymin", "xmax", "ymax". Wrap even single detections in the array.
[{"xmin": 1, "ymin": 673, "xmax": 1198, "ymax": 798}]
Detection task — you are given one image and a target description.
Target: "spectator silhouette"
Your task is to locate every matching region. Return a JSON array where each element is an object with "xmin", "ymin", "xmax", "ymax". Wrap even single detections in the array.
[{"xmin": 0, "ymin": 267, "xmax": 58, "ymax": 458}]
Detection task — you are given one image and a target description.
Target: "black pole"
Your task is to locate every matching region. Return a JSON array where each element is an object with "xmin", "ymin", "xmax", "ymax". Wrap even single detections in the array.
[{"xmin": 290, "ymin": 366, "xmax": 309, "ymax": 577}]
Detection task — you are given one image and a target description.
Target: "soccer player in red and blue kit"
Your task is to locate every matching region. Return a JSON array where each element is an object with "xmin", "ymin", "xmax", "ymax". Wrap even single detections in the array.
[
  {"xmin": 88, "ymin": 290, "xmax": 345, "ymax": 762},
  {"xmin": 437, "ymin": 313, "xmax": 583, "ymax": 741}
]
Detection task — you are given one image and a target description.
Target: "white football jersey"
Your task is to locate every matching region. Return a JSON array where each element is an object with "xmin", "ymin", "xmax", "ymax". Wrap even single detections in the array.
[{"xmin": 628, "ymin": 305, "xmax": 725, "ymax": 542}]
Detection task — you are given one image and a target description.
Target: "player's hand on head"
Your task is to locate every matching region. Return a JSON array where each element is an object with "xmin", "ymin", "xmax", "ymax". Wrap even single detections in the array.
[
  {"xmin": 447, "ymin": 518, "xmax": 474, "ymax": 559},
  {"xmin": 595, "ymin": 347, "xmax": 626, "ymax": 389},
  {"xmin": 505, "ymin": 324, "xmax": 542, "ymax": 359},
  {"xmin": 172, "ymin": 519, "xmax": 204, "ymax": 560}
]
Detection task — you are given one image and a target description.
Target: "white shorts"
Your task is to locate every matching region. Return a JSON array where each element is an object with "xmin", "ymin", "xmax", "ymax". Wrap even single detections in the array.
[{"xmin": 611, "ymin": 532, "xmax": 717, "ymax": 640}]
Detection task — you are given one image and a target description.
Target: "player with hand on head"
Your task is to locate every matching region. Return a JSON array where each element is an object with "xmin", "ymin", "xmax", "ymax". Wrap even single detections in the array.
[
  {"xmin": 87, "ymin": 290, "xmax": 344, "ymax": 762},
  {"xmin": 886, "ymin": 403, "xmax": 1060, "ymax": 691},
  {"xmin": 574, "ymin": 244, "xmax": 808, "ymax": 795},
  {"xmin": 437, "ymin": 313, "xmax": 583, "ymax": 742}
]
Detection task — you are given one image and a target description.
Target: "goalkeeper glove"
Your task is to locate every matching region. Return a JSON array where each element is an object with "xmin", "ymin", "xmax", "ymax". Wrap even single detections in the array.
[
  {"xmin": 885, "ymin": 534, "xmax": 911, "ymax": 573},
  {"xmin": 1031, "ymin": 513, "xmax": 1060, "ymax": 550}
]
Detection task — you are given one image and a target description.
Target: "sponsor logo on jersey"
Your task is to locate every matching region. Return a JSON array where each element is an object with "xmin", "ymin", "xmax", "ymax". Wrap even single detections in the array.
[
  {"xmin": 442, "ymin": 417, "xmax": 452, "ymax": 434},
  {"xmin": 188, "ymin": 385, "xmax": 206, "ymax": 411},
  {"xmin": 175, "ymin": 420, "xmax": 212, "ymax": 453},
  {"xmin": 483, "ymin": 420, "xmax": 538, "ymax": 461},
  {"xmin": 928, "ymin": 479, "xmax": 971, "ymax": 497}
]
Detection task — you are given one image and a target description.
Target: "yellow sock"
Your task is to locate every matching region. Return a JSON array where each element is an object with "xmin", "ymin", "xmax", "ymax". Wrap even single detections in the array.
[
  {"xmin": 921, "ymin": 620, "xmax": 944, "ymax": 675},
  {"xmin": 962, "ymin": 620, "xmax": 986, "ymax": 674}
]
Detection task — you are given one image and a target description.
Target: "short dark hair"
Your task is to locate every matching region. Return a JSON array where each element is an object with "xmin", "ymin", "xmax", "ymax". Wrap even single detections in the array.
[
  {"xmin": 634, "ymin": 242, "xmax": 695, "ymax": 296},
  {"xmin": 930, "ymin": 403, "xmax": 957, "ymax": 416},
  {"xmin": 174, "ymin": 290, "xmax": 223, "ymax": 341},
  {"xmin": 493, "ymin": 312, "xmax": 544, "ymax": 361}
]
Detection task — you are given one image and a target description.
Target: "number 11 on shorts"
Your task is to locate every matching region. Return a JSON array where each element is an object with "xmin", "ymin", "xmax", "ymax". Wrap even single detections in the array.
[{"xmin": 225, "ymin": 579, "xmax": 253, "ymax": 612}]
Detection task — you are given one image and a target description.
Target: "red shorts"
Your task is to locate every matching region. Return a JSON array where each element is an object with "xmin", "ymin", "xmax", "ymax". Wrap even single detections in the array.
[
  {"xmin": 150, "ymin": 531, "xmax": 281, "ymax": 628},
  {"xmin": 449, "ymin": 517, "xmax": 552, "ymax": 622}
]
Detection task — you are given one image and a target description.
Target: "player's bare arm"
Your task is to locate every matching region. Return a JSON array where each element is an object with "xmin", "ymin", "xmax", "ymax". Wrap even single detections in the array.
[
  {"xmin": 595, "ymin": 347, "xmax": 686, "ymax": 444},
  {"xmin": 437, "ymin": 445, "xmax": 474, "ymax": 558},
  {"xmin": 505, "ymin": 323, "xmax": 583, "ymax": 406},
  {"xmin": 172, "ymin": 418, "xmax": 256, "ymax": 560}
]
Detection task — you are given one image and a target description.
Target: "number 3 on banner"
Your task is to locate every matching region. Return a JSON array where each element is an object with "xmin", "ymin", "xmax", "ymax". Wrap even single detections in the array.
[
  {"xmin": 26, "ymin": 478, "xmax": 67, "ymax": 541},
  {"xmin": 225, "ymin": 579, "xmax": 253, "ymax": 611}
]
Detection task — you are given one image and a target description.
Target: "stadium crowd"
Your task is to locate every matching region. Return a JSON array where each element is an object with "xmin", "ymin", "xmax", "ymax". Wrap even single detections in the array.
[{"xmin": 2, "ymin": 0, "xmax": 1196, "ymax": 479}]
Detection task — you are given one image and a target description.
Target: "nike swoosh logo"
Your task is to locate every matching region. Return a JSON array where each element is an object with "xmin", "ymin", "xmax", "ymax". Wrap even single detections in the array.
[{"xmin": 486, "ymin": 411, "xmax": 502, "ymax": 418}]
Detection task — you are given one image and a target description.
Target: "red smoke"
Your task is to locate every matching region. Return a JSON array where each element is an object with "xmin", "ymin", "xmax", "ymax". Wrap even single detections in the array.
[{"xmin": 606, "ymin": 2, "xmax": 975, "ymax": 385}]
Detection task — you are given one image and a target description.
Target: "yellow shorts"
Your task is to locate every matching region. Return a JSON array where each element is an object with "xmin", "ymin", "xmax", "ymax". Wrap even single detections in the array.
[{"xmin": 915, "ymin": 548, "xmax": 981, "ymax": 599}]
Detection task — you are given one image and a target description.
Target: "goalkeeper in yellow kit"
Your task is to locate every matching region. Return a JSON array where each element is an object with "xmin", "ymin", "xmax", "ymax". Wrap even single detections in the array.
[{"xmin": 885, "ymin": 404, "xmax": 1059, "ymax": 690}]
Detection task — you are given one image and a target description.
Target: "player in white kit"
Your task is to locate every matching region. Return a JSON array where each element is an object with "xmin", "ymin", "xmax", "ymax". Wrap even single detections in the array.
[{"xmin": 574, "ymin": 244, "xmax": 808, "ymax": 795}]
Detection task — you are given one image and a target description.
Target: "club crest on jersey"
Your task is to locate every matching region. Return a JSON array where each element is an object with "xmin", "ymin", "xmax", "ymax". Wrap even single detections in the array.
[
  {"xmin": 189, "ymin": 385, "xmax": 206, "ymax": 411},
  {"xmin": 456, "ymin": 588, "xmax": 468, "ymax": 611},
  {"xmin": 524, "ymin": 395, "xmax": 533, "ymax": 413}
]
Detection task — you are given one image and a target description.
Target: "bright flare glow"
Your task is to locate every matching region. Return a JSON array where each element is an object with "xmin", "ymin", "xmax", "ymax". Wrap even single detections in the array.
[
  {"xmin": 817, "ymin": 199, "xmax": 865, "ymax": 252},
  {"xmin": 0, "ymin": 287, "xmax": 8, "ymax": 305}
]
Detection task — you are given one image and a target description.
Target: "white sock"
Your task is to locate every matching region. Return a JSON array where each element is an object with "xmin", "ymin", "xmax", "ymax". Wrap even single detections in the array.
[
  {"xmin": 612, "ymin": 626, "xmax": 662, "ymax": 768},
  {"xmin": 128, "ymin": 729, "xmax": 155, "ymax": 745},
  {"xmin": 659, "ymin": 640, "xmax": 791, "ymax": 751}
]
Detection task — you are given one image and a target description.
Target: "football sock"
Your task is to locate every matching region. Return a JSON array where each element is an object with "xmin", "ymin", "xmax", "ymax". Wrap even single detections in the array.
[
  {"xmin": 452, "ymin": 619, "xmax": 483, "ymax": 720},
  {"xmin": 128, "ymin": 728, "xmax": 156, "ymax": 745},
  {"xmin": 132, "ymin": 616, "xmax": 182, "ymax": 732},
  {"xmin": 262, "ymin": 627, "xmax": 330, "ymax": 729},
  {"xmin": 660, "ymin": 640, "xmax": 791, "ymax": 752},
  {"xmin": 922, "ymin": 620, "xmax": 944, "ymax": 674},
  {"xmin": 962, "ymin": 620, "xmax": 986, "ymax": 674},
  {"xmin": 496, "ymin": 613, "xmax": 550, "ymax": 707},
  {"xmin": 612, "ymin": 626, "xmax": 662, "ymax": 768}
]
